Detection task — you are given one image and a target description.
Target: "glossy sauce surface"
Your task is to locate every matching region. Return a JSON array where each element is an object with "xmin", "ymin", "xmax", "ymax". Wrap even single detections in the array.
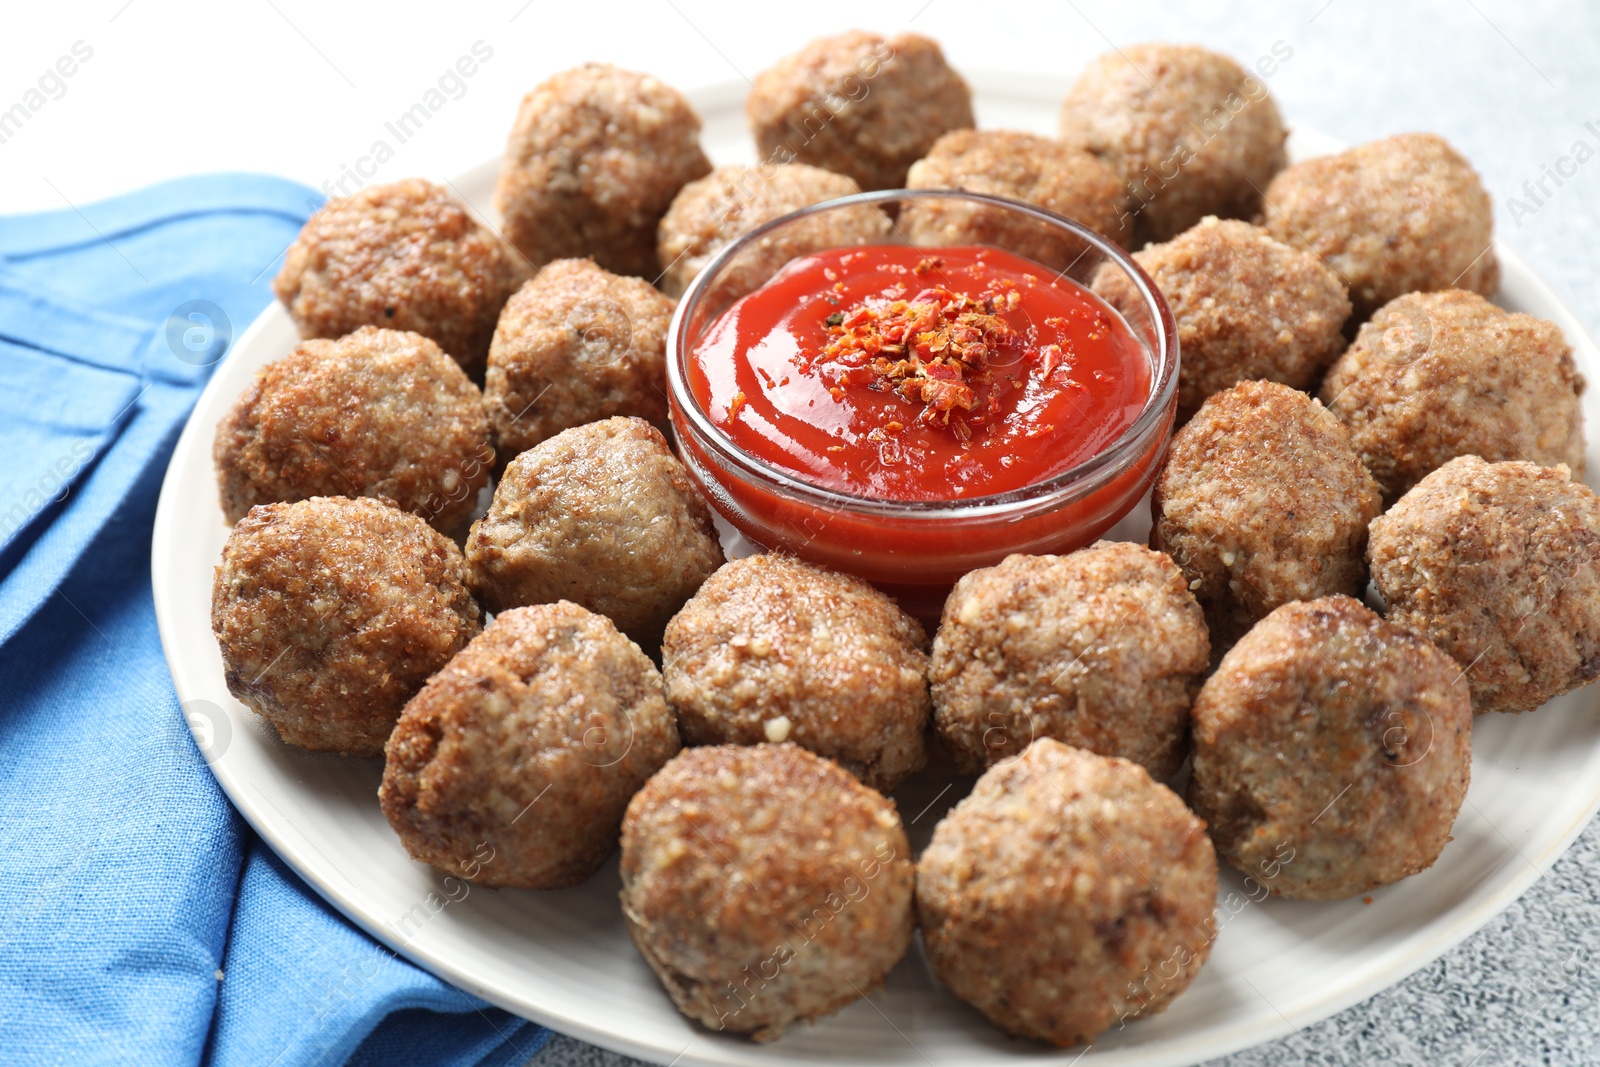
[{"xmin": 688, "ymin": 244, "xmax": 1150, "ymax": 501}]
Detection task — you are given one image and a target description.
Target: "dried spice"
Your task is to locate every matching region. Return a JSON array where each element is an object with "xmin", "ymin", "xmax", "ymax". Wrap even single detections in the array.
[{"xmin": 815, "ymin": 286, "xmax": 1040, "ymax": 432}]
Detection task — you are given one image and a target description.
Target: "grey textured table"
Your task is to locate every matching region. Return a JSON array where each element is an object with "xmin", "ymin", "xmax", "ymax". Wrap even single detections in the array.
[{"xmin": 530, "ymin": 2, "xmax": 1600, "ymax": 1064}]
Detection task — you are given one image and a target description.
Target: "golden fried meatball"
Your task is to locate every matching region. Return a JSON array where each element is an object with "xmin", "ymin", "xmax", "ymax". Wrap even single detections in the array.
[
  {"xmin": 380, "ymin": 602, "xmax": 679, "ymax": 889},
  {"xmin": 211, "ymin": 497, "xmax": 480, "ymax": 756},
  {"xmin": 1261, "ymin": 133, "xmax": 1498, "ymax": 321},
  {"xmin": 273, "ymin": 179, "xmax": 528, "ymax": 379},
  {"xmin": 1369, "ymin": 456, "xmax": 1600, "ymax": 713},
  {"xmin": 902, "ymin": 129, "xmax": 1134, "ymax": 261},
  {"xmin": 1152, "ymin": 381, "xmax": 1382, "ymax": 648},
  {"xmin": 620, "ymin": 743, "xmax": 914, "ymax": 1041},
  {"xmin": 930, "ymin": 543, "xmax": 1209, "ymax": 779},
  {"xmin": 746, "ymin": 31, "xmax": 973, "ymax": 192},
  {"xmin": 662, "ymin": 554, "xmax": 929, "ymax": 792},
  {"xmin": 1094, "ymin": 217, "xmax": 1350, "ymax": 418},
  {"xmin": 465, "ymin": 417, "xmax": 724, "ymax": 650},
  {"xmin": 1060, "ymin": 43, "xmax": 1288, "ymax": 243},
  {"xmin": 657, "ymin": 163, "xmax": 888, "ymax": 301},
  {"xmin": 213, "ymin": 327, "xmax": 491, "ymax": 533},
  {"xmin": 1320, "ymin": 289, "xmax": 1585, "ymax": 501},
  {"xmin": 1189, "ymin": 596, "xmax": 1472, "ymax": 900},
  {"xmin": 483, "ymin": 259, "xmax": 675, "ymax": 464},
  {"xmin": 918, "ymin": 739, "xmax": 1218, "ymax": 1046},
  {"xmin": 494, "ymin": 64, "xmax": 711, "ymax": 278}
]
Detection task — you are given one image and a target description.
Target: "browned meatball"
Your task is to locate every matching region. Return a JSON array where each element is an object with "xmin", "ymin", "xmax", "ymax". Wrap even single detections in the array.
[
  {"xmin": 656, "ymin": 163, "xmax": 888, "ymax": 301},
  {"xmin": 465, "ymin": 418, "xmax": 724, "ymax": 649},
  {"xmin": 494, "ymin": 64, "xmax": 711, "ymax": 278},
  {"xmin": 483, "ymin": 260, "xmax": 675, "ymax": 465},
  {"xmin": 1319, "ymin": 289, "xmax": 1586, "ymax": 501},
  {"xmin": 1059, "ymin": 43, "xmax": 1288, "ymax": 243},
  {"xmin": 746, "ymin": 31, "xmax": 974, "ymax": 192},
  {"xmin": 1093, "ymin": 218, "xmax": 1351, "ymax": 418},
  {"xmin": 213, "ymin": 327, "xmax": 491, "ymax": 533},
  {"xmin": 1152, "ymin": 381, "xmax": 1382, "ymax": 648},
  {"xmin": 1370, "ymin": 456, "xmax": 1600, "ymax": 714},
  {"xmin": 903, "ymin": 129, "xmax": 1134, "ymax": 255},
  {"xmin": 917, "ymin": 739, "xmax": 1218, "ymax": 1046},
  {"xmin": 929, "ymin": 543, "xmax": 1208, "ymax": 779},
  {"xmin": 211, "ymin": 496, "xmax": 480, "ymax": 756},
  {"xmin": 662, "ymin": 554, "xmax": 930, "ymax": 792},
  {"xmin": 620, "ymin": 743, "xmax": 914, "ymax": 1041},
  {"xmin": 274, "ymin": 179, "xmax": 528, "ymax": 379},
  {"xmin": 381, "ymin": 602, "xmax": 678, "ymax": 889},
  {"xmin": 1262, "ymin": 133, "xmax": 1498, "ymax": 321},
  {"xmin": 1189, "ymin": 595, "xmax": 1473, "ymax": 901}
]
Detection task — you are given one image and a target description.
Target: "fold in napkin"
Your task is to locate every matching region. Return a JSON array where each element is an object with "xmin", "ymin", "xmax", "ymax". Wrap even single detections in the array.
[{"xmin": 0, "ymin": 176, "xmax": 547, "ymax": 1067}]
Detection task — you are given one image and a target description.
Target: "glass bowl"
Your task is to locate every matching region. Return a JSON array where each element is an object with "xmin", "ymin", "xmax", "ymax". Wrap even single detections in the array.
[{"xmin": 666, "ymin": 188, "xmax": 1178, "ymax": 620}]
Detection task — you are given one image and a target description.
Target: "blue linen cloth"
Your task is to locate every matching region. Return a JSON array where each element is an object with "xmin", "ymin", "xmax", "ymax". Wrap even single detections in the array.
[{"xmin": 0, "ymin": 175, "xmax": 548, "ymax": 1067}]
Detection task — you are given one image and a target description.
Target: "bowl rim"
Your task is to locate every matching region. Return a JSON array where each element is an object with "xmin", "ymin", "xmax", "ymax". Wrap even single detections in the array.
[{"xmin": 664, "ymin": 187, "xmax": 1179, "ymax": 519}]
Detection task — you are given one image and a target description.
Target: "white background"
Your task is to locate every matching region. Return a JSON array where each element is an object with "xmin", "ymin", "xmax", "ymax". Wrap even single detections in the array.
[{"xmin": 6, "ymin": 2, "xmax": 1600, "ymax": 1065}]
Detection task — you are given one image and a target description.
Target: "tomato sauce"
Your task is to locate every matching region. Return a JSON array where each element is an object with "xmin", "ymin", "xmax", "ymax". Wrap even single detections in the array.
[{"xmin": 687, "ymin": 245, "xmax": 1149, "ymax": 502}]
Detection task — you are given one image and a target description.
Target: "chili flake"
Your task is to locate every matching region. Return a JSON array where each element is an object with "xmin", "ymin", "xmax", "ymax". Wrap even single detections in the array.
[{"xmin": 815, "ymin": 286, "xmax": 1041, "ymax": 430}]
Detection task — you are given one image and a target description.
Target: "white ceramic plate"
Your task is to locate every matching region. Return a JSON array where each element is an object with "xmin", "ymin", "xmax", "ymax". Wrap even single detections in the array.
[{"xmin": 152, "ymin": 73, "xmax": 1600, "ymax": 1067}]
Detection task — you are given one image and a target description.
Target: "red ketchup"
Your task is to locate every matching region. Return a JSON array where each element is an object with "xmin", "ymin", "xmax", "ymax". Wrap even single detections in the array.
[{"xmin": 678, "ymin": 244, "xmax": 1166, "ymax": 618}]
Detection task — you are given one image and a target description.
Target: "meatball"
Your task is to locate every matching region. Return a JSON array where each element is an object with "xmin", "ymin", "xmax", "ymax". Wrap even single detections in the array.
[
  {"xmin": 656, "ymin": 163, "xmax": 889, "ymax": 301},
  {"xmin": 620, "ymin": 743, "xmax": 913, "ymax": 1041},
  {"xmin": 662, "ymin": 554, "xmax": 930, "ymax": 792},
  {"xmin": 380, "ymin": 602, "xmax": 679, "ymax": 889},
  {"xmin": 1261, "ymin": 133, "xmax": 1498, "ymax": 321},
  {"xmin": 1319, "ymin": 289, "xmax": 1586, "ymax": 501},
  {"xmin": 1190, "ymin": 595, "xmax": 1472, "ymax": 900},
  {"xmin": 465, "ymin": 417, "xmax": 724, "ymax": 649},
  {"xmin": 929, "ymin": 543, "xmax": 1209, "ymax": 779},
  {"xmin": 1369, "ymin": 456, "xmax": 1600, "ymax": 714},
  {"xmin": 494, "ymin": 64, "xmax": 711, "ymax": 278},
  {"xmin": 274, "ymin": 179, "xmax": 528, "ymax": 379},
  {"xmin": 483, "ymin": 260, "xmax": 675, "ymax": 464},
  {"xmin": 1152, "ymin": 380, "xmax": 1382, "ymax": 648},
  {"xmin": 213, "ymin": 327, "xmax": 491, "ymax": 533},
  {"xmin": 1093, "ymin": 217, "xmax": 1351, "ymax": 418},
  {"xmin": 746, "ymin": 31, "xmax": 974, "ymax": 192},
  {"xmin": 211, "ymin": 496, "xmax": 480, "ymax": 756},
  {"xmin": 917, "ymin": 739, "xmax": 1218, "ymax": 1046},
  {"xmin": 1059, "ymin": 43, "xmax": 1288, "ymax": 243},
  {"xmin": 901, "ymin": 129, "xmax": 1133, "ymax": 262}
]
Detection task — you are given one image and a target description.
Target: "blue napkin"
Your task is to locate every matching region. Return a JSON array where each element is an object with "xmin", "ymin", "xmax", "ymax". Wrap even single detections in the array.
[{"xmin": 0, "ymin": 176, "xmax": 549, "ymax": 1066}]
